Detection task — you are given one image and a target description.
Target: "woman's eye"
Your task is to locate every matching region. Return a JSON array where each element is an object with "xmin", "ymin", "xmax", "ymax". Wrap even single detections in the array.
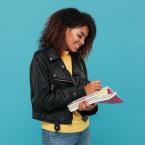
[{"xmin": 77, "ymin": 34, "xmax": 82, "ymax": 38}]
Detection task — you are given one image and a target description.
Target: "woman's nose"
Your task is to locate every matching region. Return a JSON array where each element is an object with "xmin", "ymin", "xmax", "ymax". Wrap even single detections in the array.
[{"xmin": 80, "ymin": 38, "xmax": 85, "ymax": 45}]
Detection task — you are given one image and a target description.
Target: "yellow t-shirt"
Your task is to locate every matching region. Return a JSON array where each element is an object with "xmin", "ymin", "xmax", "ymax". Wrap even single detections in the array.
[{"xmin": 42, "ymin": 50, "xmax": 89, "ymax": 133}]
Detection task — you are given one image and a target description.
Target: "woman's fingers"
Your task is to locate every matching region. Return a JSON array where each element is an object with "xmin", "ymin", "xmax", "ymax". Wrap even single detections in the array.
[
  {"xmin": 93, "ymin": 81, "xmax": 102, "ymax": 90},
  {"xmin": 79, "ymin": 101, "xmax": 87, "ymax": 111},
  {"xmin": 79, "ymin": 101, "xmax": 86, "ymax": 111},
  {"xmin": 96, "ymin": 86, "xmax": 102, "ymax": 91},
  {"xmin": 79, "ymin": 101, "xmax": 95, "ymax": 111},
  {"xmin": 84, "ymin": 80, "xmax": 102, "ymax": 95},
  {"xmin": 91, "ymin": 80, "xmax": 102, "ymax": 91}
]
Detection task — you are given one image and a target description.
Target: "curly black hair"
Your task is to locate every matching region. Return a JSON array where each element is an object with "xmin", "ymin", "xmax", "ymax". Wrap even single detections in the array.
[{"xmin": 39, "ymin": 8, "xmax": 96, "ymax": 58}]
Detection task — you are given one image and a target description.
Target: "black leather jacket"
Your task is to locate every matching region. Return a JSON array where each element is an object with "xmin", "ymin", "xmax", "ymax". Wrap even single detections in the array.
[{"xmin": 30, "ymin": 47, "xmax": 98, "ymax": 131}]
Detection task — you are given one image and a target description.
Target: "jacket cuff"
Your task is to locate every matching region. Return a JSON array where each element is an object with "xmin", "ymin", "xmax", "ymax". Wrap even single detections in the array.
[{"xmin": 79, "ymin": 104, "xmax": 98, "ymax": 116}]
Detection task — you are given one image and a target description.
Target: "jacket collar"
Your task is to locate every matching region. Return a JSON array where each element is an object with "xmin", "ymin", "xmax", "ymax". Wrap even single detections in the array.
[
  {"xmin": 44, "ymin": 47, "xmax": 80, "ymax": 61},
  {"xmin": 44, "ymin": 47, "xmax": 60, "ymax": 61}
]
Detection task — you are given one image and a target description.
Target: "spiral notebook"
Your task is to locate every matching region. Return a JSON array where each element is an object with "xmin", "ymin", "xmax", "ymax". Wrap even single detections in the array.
[{"xmin": 68, "ymin": 86, "xmax": 123, "ymax": 112}]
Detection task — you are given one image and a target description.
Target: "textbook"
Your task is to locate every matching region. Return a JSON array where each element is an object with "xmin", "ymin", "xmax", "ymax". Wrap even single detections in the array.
[{"xmin": 68, "ymin": 87, "xmax": 123, "ymax": 112}]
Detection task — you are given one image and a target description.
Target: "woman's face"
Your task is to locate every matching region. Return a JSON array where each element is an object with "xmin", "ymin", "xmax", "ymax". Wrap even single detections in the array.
[{"xmin": 65, "ymin": 26, "xmax": 89, "ymax": 52}]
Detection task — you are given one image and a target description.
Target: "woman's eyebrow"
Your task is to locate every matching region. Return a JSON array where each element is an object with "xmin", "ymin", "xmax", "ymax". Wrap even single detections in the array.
[{"xmin": 80, "ymin": 31, "xmax": 88, "ymax": 38}]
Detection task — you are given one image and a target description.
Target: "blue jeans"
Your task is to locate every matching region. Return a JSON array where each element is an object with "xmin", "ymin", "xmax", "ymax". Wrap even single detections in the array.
[{"xmin": 42, "ymin": 127, "xmax": 90, "ymax": 145}]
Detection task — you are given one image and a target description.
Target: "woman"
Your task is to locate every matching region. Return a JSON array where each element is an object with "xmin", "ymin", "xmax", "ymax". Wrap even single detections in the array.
[{"xmin": 30, "ymin": 8, "xmax": 102, "ymax": 145}]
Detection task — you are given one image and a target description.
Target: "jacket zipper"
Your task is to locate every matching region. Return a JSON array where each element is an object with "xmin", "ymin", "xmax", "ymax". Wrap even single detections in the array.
[
  {"xmin": 54, "ymin": 78, "xmax": 76, "ymax": 85},
  {"xmin": 79, "ymin": 61, "xmax": 86, "ymax": 85}
]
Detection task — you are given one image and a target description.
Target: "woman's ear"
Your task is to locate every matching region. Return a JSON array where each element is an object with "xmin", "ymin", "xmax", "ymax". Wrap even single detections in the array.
[{"xmin": 65, "ymin": 27, "xmax": 71, "ymax": 36}]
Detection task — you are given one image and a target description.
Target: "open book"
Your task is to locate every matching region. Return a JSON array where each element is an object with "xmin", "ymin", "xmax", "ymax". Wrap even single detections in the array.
[{"xmin": 68, "ymin": 87, "xmax": 123, "ymax": 112}]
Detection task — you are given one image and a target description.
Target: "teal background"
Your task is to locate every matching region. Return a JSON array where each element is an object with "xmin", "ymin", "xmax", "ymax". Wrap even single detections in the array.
[{"xmin": 0, "ymin": 0, "xmax": 145, "ymax": 145}]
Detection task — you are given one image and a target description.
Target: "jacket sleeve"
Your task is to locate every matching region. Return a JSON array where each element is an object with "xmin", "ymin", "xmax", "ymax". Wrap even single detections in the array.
[
  {"xmin": 79, "ymin": 105, "xmax": 98, "ymax": 116},
  {"xmin": 30, "ymin": 53, "xmax": 86, "ymax": 112},
  {"xmin": 80, "ymin": 58, "xmax": 99, "ymax": 115}
]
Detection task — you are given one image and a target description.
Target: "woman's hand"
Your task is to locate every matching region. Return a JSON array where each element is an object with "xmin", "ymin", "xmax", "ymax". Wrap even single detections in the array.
[
  {"xmin": 78, "ymin": 80, "xmax": 101, "ymax": 111},
  {"xmin": 78, "ymin": 101, "xmax": 97, "ymax": 111},
  {"xmin": 84, "ymin": 80, "xmax": 102, "ymax": 95}
]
